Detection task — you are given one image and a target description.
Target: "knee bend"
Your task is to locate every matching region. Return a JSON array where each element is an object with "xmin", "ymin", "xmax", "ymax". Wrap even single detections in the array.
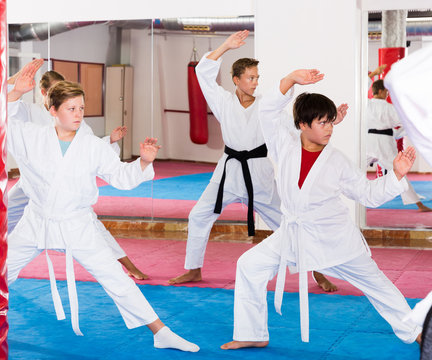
[{"xmin": 237, "ymin": 251, "xmax": 254, "ymax": 273}]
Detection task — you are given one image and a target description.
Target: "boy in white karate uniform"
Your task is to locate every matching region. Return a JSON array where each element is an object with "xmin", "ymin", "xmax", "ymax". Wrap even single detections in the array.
[
  {"xmin": 169, "ymin": 30, "xmax": 339, "ymax": 292},
  {"xmin": 7, "ymin": 59, "xmax": 149, "ymax": 280},
  {"xmin": 221, "ymin": 69, "xmax": 422, "ymax": 350},
  {"xmin": 367, "ymin": 79, "xmax": 431, "ymax": 212},
  {"xmin": 7, "ymin": 63, "xmax": 199, "ymax": 352},
  {"xmin": 385, "ymin": 43, "xmax": 432, "ymax": 357}
]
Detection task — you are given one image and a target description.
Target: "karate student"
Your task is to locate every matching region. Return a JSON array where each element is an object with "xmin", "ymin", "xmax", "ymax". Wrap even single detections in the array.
[
  {"xmin": 221, "ymin": 69, "xmax": 422, "ymax": 350},
  {"xmin": 169, "ymin": 30, "xmax": 340, "ymax": 292},
  {"xmin": 7, "ymin": 59, "xmax": 149, "ymax": 280},
  {"xmin": 385, "ymin": 43, "xmax": 432, "ymax": 356},
  {"xmin": 367, "ymin": 79, "xmax": 431, "ymax": 212},
  {"xmin": 6, "ymin": 65, "xmax": 199, "ymax": 352}
]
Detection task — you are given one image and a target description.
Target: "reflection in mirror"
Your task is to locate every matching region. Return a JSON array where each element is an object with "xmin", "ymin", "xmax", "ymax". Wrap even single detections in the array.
[
  {"xmin": 365, "ymin": 10, "xmax": 432, "ymax": 229},
  {"xmin": 6, "ymin": 18, "xmax": 256, "ymax": 225}
]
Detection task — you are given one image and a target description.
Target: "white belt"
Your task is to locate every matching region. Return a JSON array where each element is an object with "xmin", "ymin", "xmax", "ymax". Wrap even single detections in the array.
[
  {"xmin": 274, "ymin": 212, "xmax": 309, "ymax": 342},
  {"xmin": 28, "ymin": 202, "xmax": 94, "ymax": 336}
]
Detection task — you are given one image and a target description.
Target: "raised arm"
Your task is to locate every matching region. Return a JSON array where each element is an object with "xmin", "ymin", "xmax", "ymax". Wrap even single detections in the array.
[
  {"xmin": 206, "ymin": 30, "xmax": 249, "ymax": 61},
  {"xmin": 368, "ymin": 64, "xmax": 387, "ymax": 80},
  {"xmin": 279, "ymin": 69, "xmax": 324, "ymax": 94},
  {"xmin": 8, "ymin": 59, "xmax": 44, "ymax": 102}
]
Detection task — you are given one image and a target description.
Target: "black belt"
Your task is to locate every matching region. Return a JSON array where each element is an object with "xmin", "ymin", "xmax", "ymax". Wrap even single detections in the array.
[
  {"xmin": 368, "ymin": 128, "xmax": 393, "ymax": 136},
  {"xmin": 214, "ymin": 143, "xmax": 268, "ymax": 236}
]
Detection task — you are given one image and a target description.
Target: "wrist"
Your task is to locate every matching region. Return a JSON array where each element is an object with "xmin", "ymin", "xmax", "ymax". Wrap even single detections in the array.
[
  {"xmin": 8, "ymin": 89, "xmax": 24, "ymax": 102},
  {"xmin": 393, "ymin": 169, "xmax": 403, "ymax": 181}
]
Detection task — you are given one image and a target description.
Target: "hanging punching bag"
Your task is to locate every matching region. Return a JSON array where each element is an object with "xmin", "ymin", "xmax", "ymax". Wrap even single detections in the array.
[
  {"xmin": 187, "ymin": 61, "xmax": 208, "ymax": 144},
  {"xmin": 0, "ymin": 0, "xmax": 8, "ymax": 358},
  {"xmin": 378, "ymin": 47, "xmax": 405, "ymax": 103},
  {"xmin": 378, "ymin": 47, "xmax": 406, "ymax": 153}
]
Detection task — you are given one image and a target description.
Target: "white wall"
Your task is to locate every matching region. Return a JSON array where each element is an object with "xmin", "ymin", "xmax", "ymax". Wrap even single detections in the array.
[{"xmin": 256, "ymin": 0, "xmax": 363, "ymax": 223}]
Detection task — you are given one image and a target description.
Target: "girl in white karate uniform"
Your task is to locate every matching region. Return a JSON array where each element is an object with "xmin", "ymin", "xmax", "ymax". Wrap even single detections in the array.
[
  {"xmin": 7, "ymin": 60, "xmax": 149, "ymax": 280},
  {"xmin": 221, "ymin": 69, "xmax": 422, "ymax": 350},
  {"xmin": 7, "ymin": 62, "xmax": 199, "ymax": 352}
]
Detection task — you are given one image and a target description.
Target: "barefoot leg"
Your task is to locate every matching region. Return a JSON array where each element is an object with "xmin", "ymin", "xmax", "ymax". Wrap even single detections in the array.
[
  {"xmin": 118, "ymin": 256, "xmax": 149, "ymax": 280},
  {"xmin": 168, "ymin": 268, "xmax": 202, "ymax": 284},
  {"xmin": 416, "ymin": 201, "xmax": 432, "ymax": 212},
  {"xmin": 221, "ymin": 340, "xmax": 269, "ymax": 350},
  {"xmin": 312, "ymin": 271, "xmax": 338, "ymax": 292}
]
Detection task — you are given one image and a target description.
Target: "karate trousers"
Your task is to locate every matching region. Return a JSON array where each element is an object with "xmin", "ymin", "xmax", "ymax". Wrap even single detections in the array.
[
  {"xmin": 185, "ymin": 181, "xmax": 282, "ymax": 270},
  {"xmin": 7, "ymin": 181, "xmax": 126, "ymax": 259},
  {"xmin": 7, "ymin": 228, "xmax": 158, "ymax": 329},
  {"xmin": 233, "ymin": 239, "xmax": 422, "ymax": 344}
]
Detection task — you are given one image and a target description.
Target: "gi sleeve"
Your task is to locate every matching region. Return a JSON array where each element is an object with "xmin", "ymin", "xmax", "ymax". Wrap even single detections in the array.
[
  {"xmin": 385, "ymin": 44, "xmax": 432, "ymax": 167},
  {"xmin": 195, "ymin": 53, "xmax": 231, "ymax": 121},
  {"xmin": 259, "ymin": 85, "xmax": 294, "ymax": 163},
  {"xmin": 339, "ymin": 153, "xmax": 408, "ymax": 208},
  {"xmin": 7, "ymin": 100, "xmax": 34, "ymax": 160},
  {"xmin": 95, "ymin": 140, "xmax": 154, "ymax": 190},
  {"xmin": 102, "ymin": 136, "xmax": 121, "ymax": 156}
]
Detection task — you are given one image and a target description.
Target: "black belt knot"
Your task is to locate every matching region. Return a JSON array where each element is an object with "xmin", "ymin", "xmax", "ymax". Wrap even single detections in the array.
[{"xmin": 214, "ymin": 143, "xmax": 268, "ymax": 236}]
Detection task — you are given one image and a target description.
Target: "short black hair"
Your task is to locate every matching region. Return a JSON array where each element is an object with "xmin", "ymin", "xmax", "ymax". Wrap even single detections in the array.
[
  {"xmin": 372, "ymin": 79, "xmax": 386, "ymax": 95},
  {"xmin": 293, "ymin": 92, "xmax": 337, "ymax": 129}
]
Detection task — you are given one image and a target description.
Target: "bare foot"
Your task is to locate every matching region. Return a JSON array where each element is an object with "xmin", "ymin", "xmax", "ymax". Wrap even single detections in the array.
[
  {"xmin": 312, "ymin": 271, "xmax": 338, "ymax": 292},
  {"xmin": 127, "ymin": 270, "xmax": 149, "ymax": 280},
  {"xmin": 416, "ymin": 332, "xmax": 422, "ymax": 345},
  {"xmin": 118, "ymin": 256, "xmax": 149, "ymax": 280},
  {"xmin": 221, "ymin": 340, "xmax": 269, "ymax": 350},
  {"xmin": 168, "ymin": 269, "xmax": 202, "ymax": 284},
  {"xmin": 416, "ymin": 202, "xmax": 432, "ymax": 212}
]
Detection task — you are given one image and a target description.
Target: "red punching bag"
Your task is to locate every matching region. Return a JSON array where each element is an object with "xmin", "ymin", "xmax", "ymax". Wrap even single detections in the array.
[
  {"xmin": 379, "ymin": 47, "xmax": 405, "ymax": 153},
  {"xmin": 378, "ymin": 47, "xmax": 405, "ymax": 104},
  {"xmin": 0, "ymin": 0, "xmax": 9, "ymax": 358},
  {"xmin": 187, "ymin": 61, "xmax": 208, "ymax": 144}
]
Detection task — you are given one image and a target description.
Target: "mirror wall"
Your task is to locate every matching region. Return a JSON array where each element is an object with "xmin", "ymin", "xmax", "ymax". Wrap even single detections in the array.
[
  {"xmin": 7, "ymin": 18, "xmax": 255, "ymax": 223},
  {"xmin": 364, "ymin": 10, "xmax": 432, "ymax": 229},
  {"xmin": 8, "ymin": 12, "xmax": 431, "ymax": 230}
]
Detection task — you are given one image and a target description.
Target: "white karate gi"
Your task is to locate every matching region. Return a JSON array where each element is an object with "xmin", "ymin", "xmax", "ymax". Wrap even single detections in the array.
[
  {"xmin": 7, "ymin": 97, "xmax": 125, "ymax": 260},
  {"xmin": 385, "ymin": 44, "xmax": 432, "ymax": 167},
  {"xmin": 7, "ymin": 100, "xmax": 158, "ymax": 335},
  {"xmin": 385, "ymin": 43, "xmax": 432, "ymax": 336},
  {"xmin": 366, "ymin": 98, "xmax": 420, "ymax": 205},
  {"xmin": 231, "ymin": 86, "xmax": 422, "ymax": 344},
  {"xmin": 184, "ymin": 54, "xmax": 282, "ymax": 269}
]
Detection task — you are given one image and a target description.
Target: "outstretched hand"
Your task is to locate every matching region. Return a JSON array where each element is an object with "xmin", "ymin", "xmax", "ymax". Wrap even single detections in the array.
[
  {"xmin": 8, "ymin": 58, "xmax": 44, "ymax": 102},
  {"xmin": 110, "ymin": 126, "xmax": 127, "ymax": 144},
  {"xmin": 289, "ymin": 69, "xmax": 324, "ymax": 85},
  {"xmin": 393, "ymin": 146, "xmax": 416, "ymax": 180},
  {"xmin": 333, "ymin": 103, "xmax": 349, "ymax": 125},
  {"xmin": 139, "ymin": 137, "xmax": 161, "ymax": 167},
  {"xmin": 223, "ymin": 30, "xmax": 249, "ymax": 50},
  {"xmin": 280, "ymin": 69, "xmax": 324, "ymax": 94}
]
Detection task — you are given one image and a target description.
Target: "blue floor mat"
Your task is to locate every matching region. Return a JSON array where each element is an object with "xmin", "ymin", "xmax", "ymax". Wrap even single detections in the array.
[
  {"xmin": 8, "ymin": 279, "xmax": 421, "ymax": 360},
  {"xmin": 98, "ymin": 173, "xmax": 213, "ymax": 200},
  {"xmin": 372, "ymin": 181, "xmax": 432, "ymax": 210}
]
